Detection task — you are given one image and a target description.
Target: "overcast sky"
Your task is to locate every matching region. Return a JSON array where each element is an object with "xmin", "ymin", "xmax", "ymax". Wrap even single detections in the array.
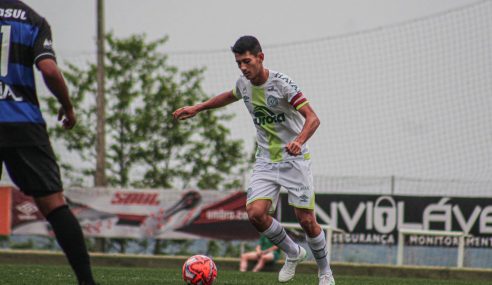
[
  {"xmin": 10, "ymin": 0, "xmax": 490, "ymax": 187},
  {"xmin": 23, "ymin": 0, "xmax": 478, "ymax": 54}
]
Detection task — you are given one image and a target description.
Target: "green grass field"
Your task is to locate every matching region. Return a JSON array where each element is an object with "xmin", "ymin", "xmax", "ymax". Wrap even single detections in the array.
[{"xmin": 1, "ymin": 264, "xmax": 491, "ymax": 285}]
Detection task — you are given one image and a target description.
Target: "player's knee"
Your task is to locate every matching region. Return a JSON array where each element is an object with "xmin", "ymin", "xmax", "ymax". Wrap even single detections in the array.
[
  {"xmin": 34, "ymin": 192, "xmax": 66, "ymax": 217},
  {"xmin": 247, "ymin": 210, "xmax": 268, "ymax": 227},
  {"xmin": 298, "ymin": 216, "xmax": 316, "ymax": 230}
]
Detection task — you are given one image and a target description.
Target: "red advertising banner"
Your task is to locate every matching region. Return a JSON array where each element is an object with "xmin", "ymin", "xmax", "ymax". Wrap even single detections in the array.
[
  {"xmin": 0, "ymin": 186, "xmax": 12, "ymax": 235},
  {"xmin": 7, "ymin": 187, "xmax": 258, "ymax": 240}
]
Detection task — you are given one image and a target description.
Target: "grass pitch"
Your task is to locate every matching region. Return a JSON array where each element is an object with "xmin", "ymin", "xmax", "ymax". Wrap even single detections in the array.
[{"xmin": 1, "ymin": 263, "xmax": 491, "ymax": 285}]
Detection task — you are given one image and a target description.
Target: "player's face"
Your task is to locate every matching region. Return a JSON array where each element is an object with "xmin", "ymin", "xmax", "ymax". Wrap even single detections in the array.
[{"xmin": 235, "ymin": 51, "xmax": 264, "ymax": 82}]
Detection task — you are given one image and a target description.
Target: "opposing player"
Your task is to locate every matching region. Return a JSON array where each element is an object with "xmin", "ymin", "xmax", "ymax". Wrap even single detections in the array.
[
  {"xmin": 173, "ymin": 35, "xmax": 335, "ymax": 285},
  {"xmin": 0, "ymin": 1, "xmax": 96, "ymax": 284}
]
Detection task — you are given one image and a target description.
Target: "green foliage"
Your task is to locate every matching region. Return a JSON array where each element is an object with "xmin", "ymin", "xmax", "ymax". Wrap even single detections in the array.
[
  {"xmin": 9, "ymin": 239, "xmax": 33, "ymax": 249},
  {"xmin": 46, "ymin": 33, "xmax": 246, "ymax": 189},
  {"xmin": 223, "ymin": 241, "xmax": 241, "ymax": 257},
  {"xmin": 206, "ymin": 240, "xmax": 221, "ymax": 257}
]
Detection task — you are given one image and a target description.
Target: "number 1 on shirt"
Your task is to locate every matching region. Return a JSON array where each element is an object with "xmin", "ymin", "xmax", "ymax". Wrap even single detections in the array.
[{"xmin": 0, "ymin": 25, "xmax": 11, "ymax": 77}]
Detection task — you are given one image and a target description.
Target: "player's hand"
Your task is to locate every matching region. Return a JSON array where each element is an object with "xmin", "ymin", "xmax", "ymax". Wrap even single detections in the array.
[
  {"xmin": 58, "ymin": 107, "xmax": 76, "ymax": 129},
  {"xmin": 285, "ymin": 140, "xmax": 302, "ymax": 156},
  {"xmin": 256, "ymin": 248, "xmax": 262, "ymax": 257},
  {"xmin": 173, "ymin": 106, "xmax": 199, "ymax": 120}
]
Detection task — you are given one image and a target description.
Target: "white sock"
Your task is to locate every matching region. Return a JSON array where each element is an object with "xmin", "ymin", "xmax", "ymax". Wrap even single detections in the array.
[
  {"xmin": 262, "ymin": 219, "xmax": 300, "ymax": 258},
  {"xmin": 307, "ymin": 231, "xmax": 332, "ymax": 276}
]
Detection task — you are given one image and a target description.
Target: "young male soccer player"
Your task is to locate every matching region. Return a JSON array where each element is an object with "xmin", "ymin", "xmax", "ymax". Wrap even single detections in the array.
[
  {"xmin": 173, "ymin": 35, "xmax": 335, "ymax": 285},
  {"xmin": 0, "ymin": 1, "xmax": 96, "ymax": 284}
]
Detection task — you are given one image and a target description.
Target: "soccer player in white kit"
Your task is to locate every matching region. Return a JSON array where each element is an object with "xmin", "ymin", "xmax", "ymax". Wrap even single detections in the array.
[{"xmin": 173, "ymin": 35, "xmax": 334, "ymax": 285}]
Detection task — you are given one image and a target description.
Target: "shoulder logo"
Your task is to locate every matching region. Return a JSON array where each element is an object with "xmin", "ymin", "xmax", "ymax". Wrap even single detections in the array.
[
  {"xmin": 267, "ymin": 95, "xmax": 278, "ymax": 107},
  {"xmin": 43, "ymin": 39, "xmax": 53, "ymax": 49}
]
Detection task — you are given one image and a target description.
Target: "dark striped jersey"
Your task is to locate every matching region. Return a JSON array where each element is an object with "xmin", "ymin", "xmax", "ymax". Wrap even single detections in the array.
[{"xmin": 0, "ymin": 0, "xmax": 56, "ymax": 146}]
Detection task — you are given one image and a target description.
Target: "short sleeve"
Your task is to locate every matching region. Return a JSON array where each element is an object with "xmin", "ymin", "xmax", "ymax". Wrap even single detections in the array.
[
  {"xmin": 33, "ymin": 18, "xmax": 56, "ymax": 65},
  {"xmin": 232, "ymin": 78, "xmax": 243, "ymax": 100},
  {"xmin": 278, "ymin": 73, "xmax": 309, "ymax": 111}
]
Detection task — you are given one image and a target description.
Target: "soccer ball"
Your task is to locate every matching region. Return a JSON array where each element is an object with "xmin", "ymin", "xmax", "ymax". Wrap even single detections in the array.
[{"xmin": 182, "ymin": 255, "xmax": 217, "ymax": 285}]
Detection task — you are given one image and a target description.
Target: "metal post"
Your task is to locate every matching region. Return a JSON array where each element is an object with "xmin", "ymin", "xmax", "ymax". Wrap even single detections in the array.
[
  {"xmin": 240, "ymin": 241, "xmax": 245, "ymax": 255},
  {"xmin": 94, "ymin": 0, "xmax": 107, "ymax": 253},
  {"xmin": 457, "ymin": 234, "xmax": 465, "ymax": 268},
  {"xmin": 397, "ymin": 231, "xmax": 404, "ymax": 266},
  {"xmin": 95, "ymin": 0, "xmax": 107, "ymax": 187},
  {"xmin": 326, "ymin": 227, "xmax": 333, "ymax": 260}
]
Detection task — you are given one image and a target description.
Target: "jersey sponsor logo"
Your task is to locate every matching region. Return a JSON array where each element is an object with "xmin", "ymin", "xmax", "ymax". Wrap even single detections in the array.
[
  {"xmin": 0, "ymin": 82, "xmax": 22, "ymax": 101},
  {"xmin": 253, "ymin": 106, "xmax": 285, "ymax": 126},
  {"xmin": 266, "ymin": 95, "xmax": 278, "ymax": 107},
  {"xmin": 0, "ymin": 9, "xmax": 27, "ymax": 20},
  {"xmin": 273, "ymin": 72, "xmax": 299, "ymax": 93}
]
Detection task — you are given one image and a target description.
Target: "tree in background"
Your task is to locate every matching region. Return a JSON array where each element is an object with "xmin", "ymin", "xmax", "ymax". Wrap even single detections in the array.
[
  {"xmin": 46, "ymin": 33, "xmax": 246, "ymax": 190},
  {"xmin": 45, "ymin": 34, "xmax": 247, "ymax": 254}
]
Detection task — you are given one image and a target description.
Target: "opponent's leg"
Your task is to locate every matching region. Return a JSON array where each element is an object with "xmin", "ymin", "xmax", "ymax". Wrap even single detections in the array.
[
  {"xmin": 4, "ymin": 146, "xmax": 96, "ymax": 285},
  {"xmin": 36, "ymin": 193, "xmax": 96, "ymax": 285}
]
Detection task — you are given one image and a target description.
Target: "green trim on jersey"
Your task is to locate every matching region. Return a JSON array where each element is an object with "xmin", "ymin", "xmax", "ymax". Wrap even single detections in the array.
[
  {"xmin": 252, "ymin": 86, "xmax": 283, "ymax": 162},
  {"xmin": 296, "ymin": 100, "xmax": 309, "ymax": 110}
]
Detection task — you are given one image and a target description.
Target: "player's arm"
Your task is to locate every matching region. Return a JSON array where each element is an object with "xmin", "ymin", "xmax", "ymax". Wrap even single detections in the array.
[
  {"xmin": 37, "ymin": 59, "xmax": 76, "ymax": 129},
  {"xmin": 173, "ymin": 90, "xmax": 238, "ymax": 120},
  {"xmin": 285, "ymin": 104, "xmax": 320, "ymax": 156}
]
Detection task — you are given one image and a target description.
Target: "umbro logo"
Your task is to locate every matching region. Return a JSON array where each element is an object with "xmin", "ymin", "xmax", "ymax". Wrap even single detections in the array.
[
  {"xmin": 16, "ymin": 201, "xmax": 39, "ymax": 220},
  {"xmin": 299, "ymin": 195, "xmax": 309, "ymax": 203},
  {"xmin": 43, "ymin": 39, "xmax": 53, "ymax": 49}
]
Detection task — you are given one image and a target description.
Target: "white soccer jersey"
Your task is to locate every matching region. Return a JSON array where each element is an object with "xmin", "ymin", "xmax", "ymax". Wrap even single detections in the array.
[{"xmin": 233, "ymin": 70, "xmax": 311, "ymax": 163}]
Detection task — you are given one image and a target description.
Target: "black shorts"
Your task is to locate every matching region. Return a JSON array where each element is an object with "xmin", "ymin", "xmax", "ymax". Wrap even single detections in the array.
[{"xmin": 0, "ymin": 144, "xmax": 63, "ymax": 198}]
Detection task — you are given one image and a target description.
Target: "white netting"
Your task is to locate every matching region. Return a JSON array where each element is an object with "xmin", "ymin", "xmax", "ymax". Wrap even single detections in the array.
[{"xmin": 162, "ymin": 1, "xmax": 492, "ymax": 183}]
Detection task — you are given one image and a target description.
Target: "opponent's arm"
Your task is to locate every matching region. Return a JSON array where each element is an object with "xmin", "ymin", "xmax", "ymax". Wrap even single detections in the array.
[
  {"xmin": 173, "ymin": 90, "xmax": 238, "ymax": 120},
  {"xmin": 285, "ymin": 104, "xmax": 320, "ymax": 156},
  {"xmin": 37, "ymin": 58, "xmax": 76, "ymax": 130}
]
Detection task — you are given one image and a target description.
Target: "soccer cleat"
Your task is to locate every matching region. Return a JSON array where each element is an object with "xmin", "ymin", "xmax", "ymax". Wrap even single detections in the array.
[
  {"xmin": 278, "ymin": 246, "xmax": 307, "ymax": 282},
  {"xmin": 319, "ymin": 273, "xmax": 335, "ymax": 285}
]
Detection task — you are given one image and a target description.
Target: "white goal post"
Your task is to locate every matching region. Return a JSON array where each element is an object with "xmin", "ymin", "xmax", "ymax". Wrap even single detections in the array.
[{"xmin": 397, "ymin": 228, "xmax": 469, "ymax": 268}]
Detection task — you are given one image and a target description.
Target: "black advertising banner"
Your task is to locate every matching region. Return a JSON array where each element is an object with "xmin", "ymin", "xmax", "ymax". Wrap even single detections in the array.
[{"xmin": 280, "ymin": 194, "xmax": 492, "ymax": 247}]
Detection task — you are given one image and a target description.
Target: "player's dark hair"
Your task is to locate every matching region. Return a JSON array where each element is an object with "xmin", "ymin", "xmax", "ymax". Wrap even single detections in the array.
[{"xmin": 231, "ymin": 35, "xmax": 262, "ymax": 55}]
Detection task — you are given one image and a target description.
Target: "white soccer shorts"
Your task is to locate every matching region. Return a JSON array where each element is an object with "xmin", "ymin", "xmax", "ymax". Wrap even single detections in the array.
[{"xmin": 246, "ymin": 159, "xmax": 315, "ymax": 213}]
